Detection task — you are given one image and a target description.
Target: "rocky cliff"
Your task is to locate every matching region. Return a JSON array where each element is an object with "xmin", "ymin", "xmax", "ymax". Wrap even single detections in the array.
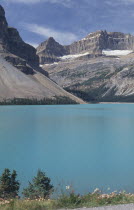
[
  {"xmin": 65, "ymin": 30, "xmax": 106, "ymax": 55},
  {"xmin": 7, "ymin": 27, "xmax": 39, "ymax": 67},
  {"xmin": 0, "ymin": 5, "xmax": 8, "ymax": 51},
  {"xmin": 37, "ymin": 30, "xmax": 134, "ymax": 65},
  {"xmin": 0, "ymin": 5, "xmax": 39, "ymax": 73},
  {"xmin": 65, "ymin": 31, "xmax": 134, "ymax": 54}
]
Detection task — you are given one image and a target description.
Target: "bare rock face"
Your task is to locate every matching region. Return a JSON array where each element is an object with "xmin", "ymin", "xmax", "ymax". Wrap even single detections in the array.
[
  {"xmin": 0, "ymin": 5, "xmax": 8, "ymax": 51},
  {"xmin": 65, "ymin": 30, "xmax": 134, "ymax": 54},
  {"xmin": 106, "ymin": 32, "xmax": 134, "ymax": 50},
  {"xmin": 0, "ymin": 5, "xmax": 39, "ymax": 73},
  {"xmin": 37, "ymin": 37, "xmax": 67, "ymax": 64},
  {"xmin": 65, "ymin": 30, "xmax": 107, "ymax": 55},
  {"xmin": 7, "ymin": 27, "xmax": 39, "ymax": 67}
]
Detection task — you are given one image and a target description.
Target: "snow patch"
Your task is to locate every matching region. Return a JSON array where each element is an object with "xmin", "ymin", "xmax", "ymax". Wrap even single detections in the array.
[
  {"xmin": 60, "ymin": 52, "xmax": 89, "ymax": 60},
  {"xmin": 82, "ymin": 34, "xmax": 100, "ymax": 41},
  {"xmin": 44, "ymin": 62, "xmax": 59, "ymax": 66},
  {"xmin": 102, "ymin": 49, "xmax": 133, "ymax": 56}
]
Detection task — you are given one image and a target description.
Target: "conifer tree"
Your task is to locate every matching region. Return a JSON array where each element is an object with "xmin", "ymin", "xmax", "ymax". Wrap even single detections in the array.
[
  {"xmin": 0, "ymin": 169, "xmax": 20, "ymax": 199},
  {"xmin": 22, "ymin": 170, "xmax": 53, "ymax": 199}
]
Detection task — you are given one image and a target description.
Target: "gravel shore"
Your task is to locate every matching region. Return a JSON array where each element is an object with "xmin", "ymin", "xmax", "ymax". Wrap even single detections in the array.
[{"xmin": 60, "ymin": 204, "xmax": 134, "ymax": 210}]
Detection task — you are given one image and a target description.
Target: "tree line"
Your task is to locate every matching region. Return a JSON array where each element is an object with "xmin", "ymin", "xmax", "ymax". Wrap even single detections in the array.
[
  {"xmin": 0, "ymin": 169, "xmax": 53, "ymax": 199},
  {"xmin": 0, "ymin": 97, "xmax": 78, "ymax": 105}
]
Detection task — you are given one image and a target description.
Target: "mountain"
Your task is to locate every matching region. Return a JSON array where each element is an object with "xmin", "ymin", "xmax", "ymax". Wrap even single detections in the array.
[
  {"xmin": 0, "ymin": 56, "xmax": 85, "ymax": 103},
  {"xmin": 39, "ymin": 31, "xmax": 134, "ymax": 102},
  {"xmin": 37, "ymin": 30, "xmax": 134, "ymax": 65},
  {"xmin": 0, "ymin": 5, "xmax": 39, "ymax": 71},
  {"xmin": 2, "ymin": 2, "xmax": 134, "ymax": 103},
  {"xmin": 37, "ymin": 37, "xmax": 67, "ymax": 64},
  {"xmin": 65, "ymin": 30, "xmax": 134, "ymax": 54},
  {"xmin": 0, "ymin": 5, "xmax": 84, "ymax": 104}
]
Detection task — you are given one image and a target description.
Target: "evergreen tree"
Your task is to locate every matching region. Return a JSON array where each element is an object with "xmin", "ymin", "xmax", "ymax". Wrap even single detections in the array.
[
  {"xmin": 10, "ymin": 170, "xmax": 20, "ymax": 198},
  {"xmin": 0, "ymin": 169, "xmax": 20, "ymax": 199},
  {"xmin": 22, "ymin": 170, "xmax": 54, "ymax": 199}
]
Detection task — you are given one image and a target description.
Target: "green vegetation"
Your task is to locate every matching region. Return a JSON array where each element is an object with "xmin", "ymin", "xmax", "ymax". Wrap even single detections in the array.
[
  {"xmin": 0, "ymin": 169, "xmax": 134, "ymax": 209},
  {"xmin": 65, "ymin": 88, "xmax": 97, "ymax": 102},
  {"xmin": 65, "ymin": 85, "xmax": 108, "ymax": 103},
  {"xmin": 22, "ymin": 170, "xmax": 53, "ymax": 199},
  {"xmin": 57, "ymin": 69, "xmax": 70, "ymax": 77},
  {"xmin": 101, "ymin": 95, "xmax": 134, "ymax": 102},
  {"xmin": 0, "ymin": 96, "xmax": 78, "ymax": 105},
  {"xmin": 82, "ymin": 73, "xmax": 108, "ymax": 86},
  {"xmin": 66, "ymin": 85, "xmax": 134, "ymax": 103},
  {"xmin": 1, "ymin": 191, "xmax": 134, "ymax": 209},
  {"xmin": 0, "ymin": 169, "xmax": 20, "ymax": 199}
]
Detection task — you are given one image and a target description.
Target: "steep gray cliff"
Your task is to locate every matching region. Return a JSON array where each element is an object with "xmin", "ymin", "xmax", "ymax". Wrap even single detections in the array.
[
  {"xmin": 65, "ymin": 31, "xmax": 134, "ymax": 54},
  {"xmin": 0, "ymin": 5, "xmax": 39, "ymax": 73},
  {"xmin": 0, "ymin": 5, "xmax": 8, "ymax": 51},
  {"xmin": 65, "ymin": 30, "xmax": 107, "ymax": 55},
  {"xmin": 7, "ymin": 27, "xmax": 39, "ymax": 68}
]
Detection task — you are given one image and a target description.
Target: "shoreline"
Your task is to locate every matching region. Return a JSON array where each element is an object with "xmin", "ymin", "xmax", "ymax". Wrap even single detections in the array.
[{"xmin": 1, "ymin": 192, "xmax": 134, "ymax": 210}]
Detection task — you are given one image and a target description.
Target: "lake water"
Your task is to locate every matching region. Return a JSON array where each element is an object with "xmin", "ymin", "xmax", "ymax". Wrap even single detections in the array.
[{"xmin": 0, "ymin": 104, "xmax": 134, "ymax": 195}]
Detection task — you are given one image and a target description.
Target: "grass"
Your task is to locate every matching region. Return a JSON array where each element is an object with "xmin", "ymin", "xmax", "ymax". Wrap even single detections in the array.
[{"xmin": 1, "ymin": 192, "xmax": 134, "ymax": 209}]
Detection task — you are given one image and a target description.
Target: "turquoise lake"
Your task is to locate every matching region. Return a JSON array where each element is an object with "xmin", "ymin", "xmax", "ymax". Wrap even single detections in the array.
[{"xmin": 0, "ymin": 104, "xmax": 134, "ymax": 194}]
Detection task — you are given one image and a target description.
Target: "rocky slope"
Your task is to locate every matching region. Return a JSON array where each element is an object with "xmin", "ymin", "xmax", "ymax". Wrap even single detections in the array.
[
  {"xmin": 0, "ymin": 5, "xmax": 84, "ymax": 104},
  {"xmin": 43, "ymin": 52, "xmax": 134, "ymax": 102},
  {"xmin": 0, "ymin": 56, "xmax": 84, "ymax": 104}
]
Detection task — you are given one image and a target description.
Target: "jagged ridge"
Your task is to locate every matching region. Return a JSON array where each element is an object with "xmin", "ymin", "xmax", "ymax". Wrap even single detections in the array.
[{"xmin": 37, "ymin": 30, "xmax": 134, "ymax": 64}]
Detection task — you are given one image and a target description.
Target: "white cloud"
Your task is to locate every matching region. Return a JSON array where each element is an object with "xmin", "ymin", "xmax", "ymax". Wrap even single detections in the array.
[
  {"xmin": 3, "ymin": 0, "xmax": 74, "ymax": 7},
  {"xmin": 23, "ymin": 23, "xmax": 78, "ymax": 45},
  {"xmin": 26, "ymin": 42, "xmax": 39, "ymax": 48},
  {"xmin": 119, "ymin": 0, "xmax": 134, "ymax": 3},
  {"xmin": 106, "ymin": 0, "xmax": 134, "ymax": 5}
]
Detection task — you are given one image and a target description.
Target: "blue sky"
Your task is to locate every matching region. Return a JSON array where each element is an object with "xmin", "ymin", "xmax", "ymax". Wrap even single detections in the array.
[{"xmin": 1, "ymin": 0, "xmax": 134, "ymax": 47}]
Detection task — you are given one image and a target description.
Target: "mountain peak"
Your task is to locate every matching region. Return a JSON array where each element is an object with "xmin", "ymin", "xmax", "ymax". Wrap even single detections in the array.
[
  {"xmin": 47, "ymin": 37, "xmax": 56, "ymax": 42},
  {"xmin": 37, "ymin": 37, "xmax": 67, "ymax": 64}
]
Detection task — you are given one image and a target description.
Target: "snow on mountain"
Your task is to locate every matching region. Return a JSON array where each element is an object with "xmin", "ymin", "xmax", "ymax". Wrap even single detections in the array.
[
  {"xmin": 102, "ymin": 50, "xmax": 133, "ymax": 56},
  {"xmin": 60, "ymin": 52, "xmax": 90, "ymax": 60}
]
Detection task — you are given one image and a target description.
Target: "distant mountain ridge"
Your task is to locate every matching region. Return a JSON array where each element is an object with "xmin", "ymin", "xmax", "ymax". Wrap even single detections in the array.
[{"xmin": 37, "ymin": 30, "xmax": 134, "ymax": 64}]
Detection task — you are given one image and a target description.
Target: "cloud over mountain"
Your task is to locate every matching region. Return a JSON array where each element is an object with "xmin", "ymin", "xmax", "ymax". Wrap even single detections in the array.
[{"xmin": 23, "ymin": 23, "xmax": 78, "ymax": 45}]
